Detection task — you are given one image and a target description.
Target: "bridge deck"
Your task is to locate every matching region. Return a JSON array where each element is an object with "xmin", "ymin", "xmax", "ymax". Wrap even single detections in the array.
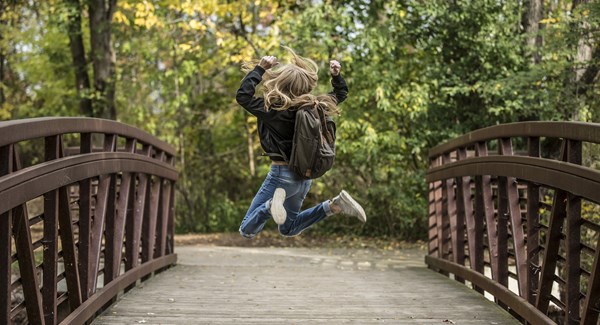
[{"xmin": 92, "ymin": 245, "xmax": 518, "ymax": 324}]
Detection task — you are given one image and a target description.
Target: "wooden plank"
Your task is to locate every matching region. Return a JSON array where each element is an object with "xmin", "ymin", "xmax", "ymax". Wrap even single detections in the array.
[
  {"xmin": 43, "ymin": 135, "xmax": 60, "ymax": 325},
  {"xmin": 126, "ymin": 145, "xmax": 152, "ymax": 272},
  {"xmin": 526, "ymin": 137, "xmax": 540, "ymax": 305}
]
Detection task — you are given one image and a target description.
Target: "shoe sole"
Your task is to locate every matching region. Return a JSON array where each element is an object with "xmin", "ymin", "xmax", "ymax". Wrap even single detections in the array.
[
  {"xmin": 340, "ymin": 190, "xmax": 367, "ymax": 223},
  {"xmin": 271, "ymin": 188, "xmax": 287, "ymax": 225}
]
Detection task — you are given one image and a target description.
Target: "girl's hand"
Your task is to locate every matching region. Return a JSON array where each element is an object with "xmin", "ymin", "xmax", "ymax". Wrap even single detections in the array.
[
  {"xmin": 329, "ymin": 60, "xmax": 341, "ymax": 76},
  {"xmin": 259, "ymin": 56, "xmax": 278, "ymax": 70}
]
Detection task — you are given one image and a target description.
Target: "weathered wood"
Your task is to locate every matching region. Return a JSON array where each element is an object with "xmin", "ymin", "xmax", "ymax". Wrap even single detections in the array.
[
  {"xmin": 565, "ymin": 140, "xmax": 582, "ymax": 325},
  {"xmin": 155, "ymin": 180, "xmax": 171, "ymax": 258},
  {"xmin": 456, "ymin": 148, "xmax": 483, "ymax": 293},
  {"xmin": 499, "ymin": 138, "xmax": 527, "ymax": 298},
  {"xmin": 475, "ymin": 142, "xmax": 498, "ymax": 282},
  {"xmin": 79, "ymin": 133, "xmax": 92, "ymax": 300},
  {"xmin": 536, "ymin": 141, "xmax": 568, "ymax": 314},
  {"xmin": 581, "ymin": 226, "xmax": 600, "ymax": 325},
  {"xmin": 142, "ymin": 177, "xmax": 161, "ymax": 265},
  {"xmin": 12, "ymin": 147, "xmax": 45, "ymax": 325},
  {"xmin": 0, "ymin": 145, "xmax": 12, "ymax": 325},
  {"xmin": 443, "ymin": 153, "xmax": 464, "ymax": 283},
  {"xmin": 526, "ymin": 137, "xmax": 540, "ymax": 305},
  {"xmin": 92, "ymin": 247, "xmax": 520, "ymax": 325},
  {"xmin": 43, "ymin": 135, "xmax": 60, "ymax": 325}
]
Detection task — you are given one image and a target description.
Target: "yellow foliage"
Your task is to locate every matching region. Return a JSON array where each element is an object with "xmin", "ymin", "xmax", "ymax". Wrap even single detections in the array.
[{"xmin": 113, "ymin": 11, "xmax": 130, "ymax": 25}]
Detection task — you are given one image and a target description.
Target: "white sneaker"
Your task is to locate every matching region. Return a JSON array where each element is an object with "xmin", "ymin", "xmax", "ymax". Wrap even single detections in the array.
[
  {"xmin": 270, "ymin": 188, "xmax": 287, "ymax": 225},
  {"xmin": 332, "ymin": 190, "xmax": 366, "ymax": 223}
]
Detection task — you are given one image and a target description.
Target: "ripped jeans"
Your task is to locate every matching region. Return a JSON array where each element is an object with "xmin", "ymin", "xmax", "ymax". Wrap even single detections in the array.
[{"xmin": 239, "ymin": 165, "xmax": 334, "ymax": 238}]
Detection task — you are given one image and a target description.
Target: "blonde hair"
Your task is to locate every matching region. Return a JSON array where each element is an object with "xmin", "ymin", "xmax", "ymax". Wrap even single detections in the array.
[{"xmin": 243, "ymin": 47, "xmax": 340, "ymax": 115}]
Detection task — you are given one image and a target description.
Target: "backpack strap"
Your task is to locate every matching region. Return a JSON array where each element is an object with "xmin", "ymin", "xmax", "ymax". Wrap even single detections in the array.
[{"xmin": 315, "ymin": 106, "xmax": 334, "ymax": 144}]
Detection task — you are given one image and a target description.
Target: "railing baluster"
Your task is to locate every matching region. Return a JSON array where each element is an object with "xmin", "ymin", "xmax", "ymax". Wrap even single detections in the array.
[
  {"xmin": 527, "ymin": 136, "xmax": 540, "ymax": 305},
  {"xmin": 105, "ymin": 138, "xmax": 136, "ymax": 286},
  {"xmin": 43, "ymin": 135, "xmax": 60, "ymax": 325},
  {"xmin": 78, "ymin": 133, "xmax": 92, "ymax": 300},
  {"xmin": 428, "ymin": 159, "xmax": 441, "ymax": 256},
  {"xmin": 456, "ymin": 148, "xmax": 483, "ymax": 293},
  {"xmin": 11, "ymin": 146, "xmax": 45, "ymax": 324},
  {"xmin": 536, "ymin": 140, "xmax": 568, "ymax": 314},
  {"xmin": 581, "ymin": 230, "xmax": 600, "ymax": 324},
  {"xmin": 433, "ymin": 156, "xmax": 445, "ymax": 260},
  {"xmin": 499, "ymin": 138, "xmax": 528, "ymax": 298},
  {"xmin": 88, "ymin": 134, "xmax": 117, "ymax": 295},
  {"xmin": 0, "ymin": 145, "xmax": 12, "ymax": 325},
  {"xmin": 155, "ymin": 179, "xmax": 171, "ymax": 258},
  {"xmin": 142, "ymin": 177, "xmax": 161, "ymax": 265},
  {"xmin": 167, "ymin": 179, "xmax": 175, "ymax": 255},
  {"xmin": 565, "ymin": 139, "xmax": 582, "ymax": 325},
  {"xmin": 0, "ymin": 118, "xmax": 178, "ymax": 324},
  {"xmin": 443, "ymin": 152, "xmax": 464, "ymax": 283},
  {"xmin": 475, "ymin": 141, "xmax": 498, "ymax": 282}
]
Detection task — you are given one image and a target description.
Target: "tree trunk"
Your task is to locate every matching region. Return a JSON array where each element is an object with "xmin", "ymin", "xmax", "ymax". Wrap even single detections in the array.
[
  {"xmin": 571, "ymin": 0, "xmax": 596, "ymax": 120},
  {"xmin": 65, "ymin": 0, "xmax": 93, "ymax": 117},
  {"xmin": 88, "ymin": 0, "xmax": 117, "ymax": 120},
  {"xmin": 522, "ymin": 0, "xmax": 543, "ymax": 64},
  {"xmin": 244, "ymin": 116, "xmax": 256, "ymax": 177}
]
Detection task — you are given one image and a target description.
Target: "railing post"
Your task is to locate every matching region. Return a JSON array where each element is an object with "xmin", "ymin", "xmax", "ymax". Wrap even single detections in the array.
[
  {"xmin": 456, "ymin": 147, "xmax": 484, "ymax": 293},
  {"xmin": 475, "ymin": 141, "xmax": 498, "ymax": 283},
  {"xmin": 78, "ymin": 133, "xmax": 92, "ymax": 301},
  {"xmin": 581, "ymin": 228, "xmax": 600, "ymax": 324},
  {"xmin": 527, "ymin": 136, "xmax": 541, "ymax": 305},
  {"xmin": 536, "ymin": 140, "xmax": 569, "ymax": 314},
  {"xmin": 11, "ymin": 146, "xmax": 45, "ymax": 324},
  {"xmin": 443, "ymin": 152, "xmax": 464, "ymax": 282},
  {"xmin": 43, "ymin": 135, "xmax": 61, "ymax": 325},
  {"xmin": 499, "ymin": 138, "xmax": 527, "ymax": 298},
  {"xmin": 0, "ymin": 145, "xmax": 12, "ymax": 325},
  {"xmin": 565, "ymin": 139, "xmax": 582, "ymax": 325}
]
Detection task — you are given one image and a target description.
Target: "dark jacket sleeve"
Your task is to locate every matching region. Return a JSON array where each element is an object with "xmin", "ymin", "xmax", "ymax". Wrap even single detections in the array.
[
  {"xmin": 236, "ymin": 65, "xmax": 270, "ymax": 119},
  {"xmin": 330, "ymin": 74, "xmax": 349, "ymax": 104}
]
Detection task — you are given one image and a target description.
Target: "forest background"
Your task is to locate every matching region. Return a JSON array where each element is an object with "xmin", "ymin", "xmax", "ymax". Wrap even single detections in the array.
[{"xmin": 1, "ymin": 0, "xmax": 599, "ymax": 240}]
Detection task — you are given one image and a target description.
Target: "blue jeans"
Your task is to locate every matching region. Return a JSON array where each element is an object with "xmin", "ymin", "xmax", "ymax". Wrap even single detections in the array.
[{"xmin": 239, "ymin": 165, "xmax": 333, "ymax": 238}]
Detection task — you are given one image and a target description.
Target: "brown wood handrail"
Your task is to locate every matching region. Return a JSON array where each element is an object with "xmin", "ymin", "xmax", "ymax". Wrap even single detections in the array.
[
  {"xmin": 427, "ymin": 121, "xmax": 600, "ymax": 325},
  {"xmin": 0, "ymin": 118, "xmax": 178, "ymax": 325}
]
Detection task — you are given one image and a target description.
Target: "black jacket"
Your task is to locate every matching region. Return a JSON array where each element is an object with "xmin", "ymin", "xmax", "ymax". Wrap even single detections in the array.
[{"xmin": 236, "ymin": 65, "xmax": 348, "ymax": 161}]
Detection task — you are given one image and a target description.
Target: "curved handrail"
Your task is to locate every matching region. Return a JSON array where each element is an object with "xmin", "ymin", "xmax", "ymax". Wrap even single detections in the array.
[
  {"xmin": 0, "ymin": 118, "xmax": 178, "ymax": 325},
  {"xmin": 429, "ymin": 121, "xmax": 600, "ymax": 157},
  {"xmin": 426, "ymin": 121, "xmax": 600, "ymax": 325},
  {"xmin": 0, "ymin": 117, "xmax": 175, "ymax": 156}
]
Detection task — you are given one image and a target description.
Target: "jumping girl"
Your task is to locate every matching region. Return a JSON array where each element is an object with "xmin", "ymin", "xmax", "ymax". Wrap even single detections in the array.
[{"xmin": 236, "ymin": 47, "xmax": 366, "ymax": 238}]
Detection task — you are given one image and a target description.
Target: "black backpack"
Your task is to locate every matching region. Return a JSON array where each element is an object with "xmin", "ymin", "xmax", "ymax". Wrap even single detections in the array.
[{"xmin": 269, "ymin": 105, "xmax": 336, "ymax": 179}]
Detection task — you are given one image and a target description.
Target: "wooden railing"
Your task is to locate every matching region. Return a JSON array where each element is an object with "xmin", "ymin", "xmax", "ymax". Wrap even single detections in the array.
[
  {"xmin": 0, "ymin": 117, "xmax": 178, "ymax": 325},
  {"xmin": 426, "ymin": 121, "xmax": 600, "ymax": 325}
]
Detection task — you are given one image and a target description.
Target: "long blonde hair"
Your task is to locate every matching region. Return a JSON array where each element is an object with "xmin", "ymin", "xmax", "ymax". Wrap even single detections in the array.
[{"xmin": 243, "ymin": 47, "xmax": 339, "ymax": 115}]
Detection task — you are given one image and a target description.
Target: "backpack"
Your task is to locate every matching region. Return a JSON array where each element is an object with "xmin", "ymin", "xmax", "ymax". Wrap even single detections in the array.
[{"xmin": 269, "ymin": 105, "xmax": 336, "ymax": 179}]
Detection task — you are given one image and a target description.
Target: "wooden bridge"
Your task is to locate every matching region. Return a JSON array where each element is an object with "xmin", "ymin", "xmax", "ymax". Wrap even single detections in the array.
[{"xmin": 1, "ymin": 118, "xmax": 600, "ymax": 324}]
